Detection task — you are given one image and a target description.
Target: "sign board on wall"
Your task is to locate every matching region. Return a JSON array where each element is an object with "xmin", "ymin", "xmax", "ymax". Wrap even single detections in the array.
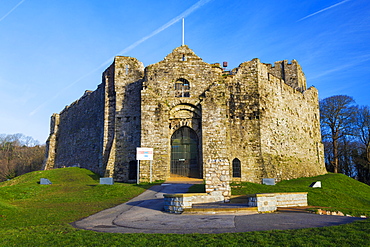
[{"xmin": 136, "ymin": 147, "xmax": 153, "ymax": 160}]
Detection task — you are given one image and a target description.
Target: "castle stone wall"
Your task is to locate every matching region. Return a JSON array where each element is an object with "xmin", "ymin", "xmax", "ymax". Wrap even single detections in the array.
[
  {"xmin": 102, "ymin": 56, "xmax": 144, "ymax": 180},
  {"xmin": 51, "ymin": 87, "xmax": 105, "ymax": 175},
  {"xmin": 258, "ymin": 62, "xmax": 326, "ymax": 181},
  {"xmin": 227, "ymin": 59, "xmax": 264, "ymax": 183},
  {"xmin": 43, "ymin": 113, "xmax": 59, "ymax": 170},
  {"xmin": 44, "ymin": 45, "xmax": 326, "ymax": 188}
]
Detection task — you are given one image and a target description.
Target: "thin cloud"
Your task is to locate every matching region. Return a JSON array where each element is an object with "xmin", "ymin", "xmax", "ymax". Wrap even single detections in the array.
[
  {"xmin": 298, "ymin": 0, "xmax": 351, "ymax": 22},
  {"xmin": 0, "ymin": 0, "xmax": 26, "ymax": 22},
  {"xmin": 29, "ymin": 0, "xmax": 213, "ymax": 116},
  {"xmin": 308, "ymin": 54, "xmax": 370, "ymax": 80}
]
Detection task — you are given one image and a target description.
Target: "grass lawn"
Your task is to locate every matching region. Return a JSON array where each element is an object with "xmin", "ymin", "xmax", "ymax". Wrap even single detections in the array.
[
  {"xmin": 231, "ymin": 173, "xmax": 370, "ymax": 217},
  {"xmin": 0, "ymin": 168, "xmax": 369, "ymax": 246}
]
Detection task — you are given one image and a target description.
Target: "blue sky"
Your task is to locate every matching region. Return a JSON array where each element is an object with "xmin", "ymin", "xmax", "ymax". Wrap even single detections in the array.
[{"xmin": 1, "ymin": 0, "xmax": 369, "ymax": 143}]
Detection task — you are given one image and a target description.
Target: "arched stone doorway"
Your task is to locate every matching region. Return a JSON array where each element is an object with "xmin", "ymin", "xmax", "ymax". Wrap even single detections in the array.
[{"xmin": 171, "ymin": 126, "xmax": 200, "ymax": 178}]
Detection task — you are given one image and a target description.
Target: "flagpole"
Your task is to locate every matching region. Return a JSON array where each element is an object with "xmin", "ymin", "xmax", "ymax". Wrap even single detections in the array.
[{"xmin": 182, "ymin": 18, "xmax": 185, "ymax": 46}]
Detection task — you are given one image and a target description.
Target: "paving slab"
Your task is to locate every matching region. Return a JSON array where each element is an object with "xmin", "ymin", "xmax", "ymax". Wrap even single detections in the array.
[{"xmin": 72, "ymin": 183, "xmax": 366, "ymax": 234}]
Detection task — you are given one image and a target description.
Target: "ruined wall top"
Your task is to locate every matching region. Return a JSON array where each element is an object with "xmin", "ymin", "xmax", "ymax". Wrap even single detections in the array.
[
  {"xmin": 54, "ymin": 47, "xmax": 309, "ymax": 118},
  {"xmin": 264, "ymin": 60, "xmax": 307, "ymax": 92},
  {"xmin": 163, "ymin": 45, "xmax": 204, "ymax": 63}
]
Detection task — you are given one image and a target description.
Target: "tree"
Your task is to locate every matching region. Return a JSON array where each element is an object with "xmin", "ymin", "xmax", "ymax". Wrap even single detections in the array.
[
  {"xmin": 320, "ymin": 95, "xmax": 357, "ymax": 173},
  {"xmin": 0, "ymin": 141, "xmax": 16, "ymax": 180},
  {"xmin": 337, "ymin": 136, "xmax": 357, "ymax": 177},
  {"xmin": 0, "ymin": 133, "xmax": 45, "ymax": 181},
  {"xmin": 352, "ymin": 106, "xmax": 370, "ymax": 184},
  {"xmin": 355, "ymin": 106, "xmax": 370, "ymax": 152}
]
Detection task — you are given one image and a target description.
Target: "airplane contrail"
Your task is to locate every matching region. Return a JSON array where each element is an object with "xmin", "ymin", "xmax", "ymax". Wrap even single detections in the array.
[
  {"xmin": 0, "ymin": 0, "xmax": 26, "ymax": 22},
  {"xmin": 298, "ymin": 0, "xmax": 351, "ymax": 22},
  {"xmin": 308, "ymin": 54, "xmax": 370, "ymax": 80},
  {"xmin": 30, "ymin": 0, "xmax": 213, "ymax": 116},
  {"xmin": 117, "ymin": 0, "xmax": 213, "ymax": 55}
]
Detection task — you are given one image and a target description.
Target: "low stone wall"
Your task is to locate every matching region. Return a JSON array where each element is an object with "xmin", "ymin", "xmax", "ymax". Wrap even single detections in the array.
[
  {"xmin": 164, "ymin": 192, "xmax": 307, "ymax": 214},
  {"xmin": 163, "ymin": 192, "xmax": 224, "ymax": 214},
  {"xmin": 247, "ymin": 192, "xmax": 308, "ymax": 212},
  {"xmin": 275, "ymin": 192, "xmax": 308, "ymax": 207}
]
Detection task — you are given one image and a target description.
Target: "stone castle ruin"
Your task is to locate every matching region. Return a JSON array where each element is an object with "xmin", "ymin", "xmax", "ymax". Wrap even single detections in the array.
[{"xmin": 43, "ymin": 45, "xmax": 326, "ymax": 197}]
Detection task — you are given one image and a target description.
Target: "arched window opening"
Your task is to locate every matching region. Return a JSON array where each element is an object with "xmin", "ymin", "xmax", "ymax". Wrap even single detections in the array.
[
  {"xmin": 232, "ymin": 158, "xmax": 241, "ymax": 178},
  {"xmin": 175, "ymin": 78, "xmax": 190, "ymax": 97}
]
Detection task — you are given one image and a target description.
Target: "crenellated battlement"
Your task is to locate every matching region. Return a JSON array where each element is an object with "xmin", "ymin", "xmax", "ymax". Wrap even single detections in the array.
[{"xmin": 264, "ymin": 60, "xmax": 306, "ymax": 92}]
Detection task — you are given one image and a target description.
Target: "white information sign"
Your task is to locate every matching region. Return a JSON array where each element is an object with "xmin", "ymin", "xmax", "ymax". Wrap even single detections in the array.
[
  {"xmin": 136, "ymin": 147, "xmax": 153, "ymax": 160},
  {"xmin": 136, "ymin": 147, "xmax": 154, "ymax": 184}
]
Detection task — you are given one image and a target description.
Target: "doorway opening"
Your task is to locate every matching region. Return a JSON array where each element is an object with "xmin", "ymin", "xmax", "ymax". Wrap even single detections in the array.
[
  {"xmin": 128, "ymin": 160, "xmax": 137, "ymax": 180},
  {"xmin": 232, "ymin": 158, "xmax": 241, "ymax": 178},
  {"xmin": 170, "ymin": 126, "xmax": 200, "ymax": 178}
]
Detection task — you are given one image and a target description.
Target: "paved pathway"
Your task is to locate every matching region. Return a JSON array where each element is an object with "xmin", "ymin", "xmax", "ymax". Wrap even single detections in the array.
[{"xmin": 73, "ymin": 183, "xmax": 364, "ymax": 234}]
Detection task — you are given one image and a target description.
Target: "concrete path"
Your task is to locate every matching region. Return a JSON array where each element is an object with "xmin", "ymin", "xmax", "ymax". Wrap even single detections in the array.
[{"xmin": 73, "ymin": 183, "xmax": 364, "ymax": 234}]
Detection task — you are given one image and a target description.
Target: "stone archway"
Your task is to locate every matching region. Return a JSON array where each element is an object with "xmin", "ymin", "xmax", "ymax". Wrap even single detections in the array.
[
  {"xmin": 170, "ymin": 126, "xmax": 200, "ymax": 178},
  {"xmin": 169, "ymin": 103, "xmax": 202, "ymax": 178}
]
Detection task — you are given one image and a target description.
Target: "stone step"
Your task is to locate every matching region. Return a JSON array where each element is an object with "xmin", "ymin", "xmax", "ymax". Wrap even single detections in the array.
[
  {"xmin": 229, "ymin": 195, "xmax": 250, "ymax": 203},
  {"xmin": 165, "ymin": 176, "xmax": 204, "ymax": 184},
  {"xmin": 192, "ymin": 203, "xmax": 250, "ymax": 208},
  {"xmin": 183, "ymin": 204, "xmax": 258, "ymax": 215}
]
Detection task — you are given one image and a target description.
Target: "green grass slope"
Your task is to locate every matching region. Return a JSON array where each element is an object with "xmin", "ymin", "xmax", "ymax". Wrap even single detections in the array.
[
  {"xmin": 232, "ymin": 173, "xmax": 370, "ymax": 216},
  {"xmin": 0, "ymin": 169, "xmax": 369, "ymax": 246},
  {"xmin": 0, "ymin": 167, "xmax": 150, "ymax": 227}
]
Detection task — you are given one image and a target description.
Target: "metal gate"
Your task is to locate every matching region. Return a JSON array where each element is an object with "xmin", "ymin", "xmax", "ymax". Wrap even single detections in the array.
[{"xmin": 171, "ymin": 127, "xmax": 199, "ymax": 178}]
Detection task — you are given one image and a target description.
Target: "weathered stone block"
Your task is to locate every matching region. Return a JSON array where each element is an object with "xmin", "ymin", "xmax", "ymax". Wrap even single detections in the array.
[
  {"xmin": 262, "ymin": 178, "xmax": 276, "ymax": 185},
  {"xmin": 100, "ymin": 177, "xmax": 114, "ymax": 185},
  {"xmin": 309, "ymin": 181, "xmax": 322, "ymax": 188},
  {"xmin": 40, "ymin": 178, "xmax": 52, "ymax": 185}
]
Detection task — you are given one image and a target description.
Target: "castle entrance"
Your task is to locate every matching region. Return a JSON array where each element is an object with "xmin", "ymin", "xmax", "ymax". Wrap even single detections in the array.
[{"xmin": 170, "ymin": 126, "xmax": 200, "ymax": 178}]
